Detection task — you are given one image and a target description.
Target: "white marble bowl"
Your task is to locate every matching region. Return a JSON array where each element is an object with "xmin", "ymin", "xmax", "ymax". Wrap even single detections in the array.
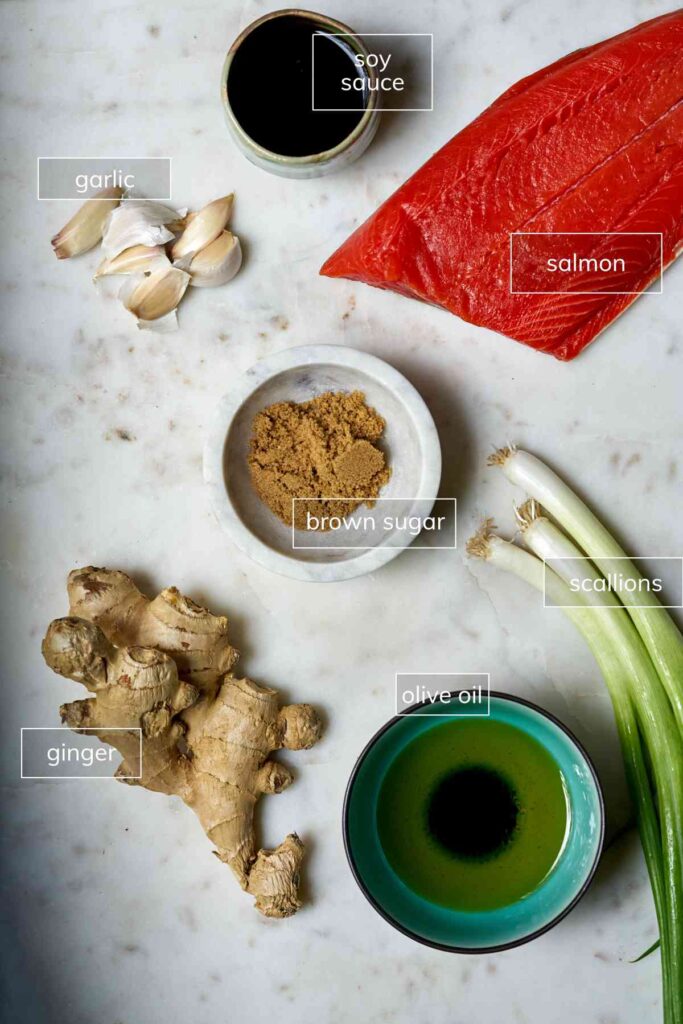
[{"xmin": 204, "ymin": 345, "xmax": 441, "ymax": 581}]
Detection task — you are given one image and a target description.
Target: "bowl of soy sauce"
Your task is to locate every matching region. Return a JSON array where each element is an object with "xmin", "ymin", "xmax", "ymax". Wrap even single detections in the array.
[
  {"xmin": 221, "ymin": 9, "xmax": 380, "ymax": 177},
  {"xmin": 344, "ymin": 691, "xmax": 604, "ymax": 952}
]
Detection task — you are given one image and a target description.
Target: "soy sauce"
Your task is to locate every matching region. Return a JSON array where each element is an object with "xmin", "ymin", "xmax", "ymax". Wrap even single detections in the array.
[
  {"xmin": 427, "ymin": 765, "xmax": 519, "ymax": 860},
  {"xmin": 227, "ymin": 14, "xmax": 368, "ymax": 158}
]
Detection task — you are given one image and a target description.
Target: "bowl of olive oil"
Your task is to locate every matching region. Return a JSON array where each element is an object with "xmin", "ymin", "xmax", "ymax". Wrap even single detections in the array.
[{"xmin": 343, "ymin": 692, "xmax": 604, "ymax": 951}]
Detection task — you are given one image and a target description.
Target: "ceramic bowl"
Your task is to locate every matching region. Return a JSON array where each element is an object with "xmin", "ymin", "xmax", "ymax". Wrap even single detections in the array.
[
  {"xmin": 344, "ymin": 692, "xmax": 604, "ymax": 952},
  {"xmin": 221, "ymin": 9, "xmax": 381, "ymax": 179},
  {"xmin": 203, "ymin": 345, "xmax": 442, "ymax": 581}
]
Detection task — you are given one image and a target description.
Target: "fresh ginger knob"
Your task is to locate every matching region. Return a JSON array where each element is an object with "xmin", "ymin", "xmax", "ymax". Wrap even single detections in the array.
[{"xmin": 42, "ymin": 567, "xmax": 321, "ymax": 917}]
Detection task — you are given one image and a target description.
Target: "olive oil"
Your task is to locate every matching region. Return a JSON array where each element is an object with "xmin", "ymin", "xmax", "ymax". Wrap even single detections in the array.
[
  {"xmin": 226, "ymin": 14, "xmax": 368, "ymax": 158},
  {"xmin": 376, "ymin": 718, "xmax": 569, "ymax": 911}
]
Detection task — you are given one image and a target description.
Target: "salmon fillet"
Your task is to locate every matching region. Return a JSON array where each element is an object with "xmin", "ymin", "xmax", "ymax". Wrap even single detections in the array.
[{"xmin": 320, "ymin": 11, "xmax": 683, "ymax": 360}]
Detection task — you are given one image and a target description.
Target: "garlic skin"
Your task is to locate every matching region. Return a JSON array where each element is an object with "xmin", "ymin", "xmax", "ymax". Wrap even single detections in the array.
[
  {"xmin": 135, "ymin": 310, "xmax": 180, "ymax": 333},
  {"xmin": 94, "ymin": 245, "xmax": 169, "ymax": 280},
  {"xmin": 171, "ymin": 194, "xmax": 233, "ymax": 261},
  {"xmin": 101, "ymin": 201, "xmax": 184, "ymax": 259},
  {"xmin": 51, "ymin": 187, "xmax": 123, "ymax": 259},
  {"xmin": 120, "ymin": 266, "xmax": 190, "ymax": 321},
  {"xmin": 168, "ymin": 210, "xmax": 195, "ymax": 233},
  {"xmin": 187, "ymin": 231, "xmax": 242, "ymax": 288}
]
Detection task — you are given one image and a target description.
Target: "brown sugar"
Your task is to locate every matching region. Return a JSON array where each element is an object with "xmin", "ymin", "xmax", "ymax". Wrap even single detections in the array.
[{"xmin": 248, "ymin": 390, "xmax": 391, "ymax": 530}]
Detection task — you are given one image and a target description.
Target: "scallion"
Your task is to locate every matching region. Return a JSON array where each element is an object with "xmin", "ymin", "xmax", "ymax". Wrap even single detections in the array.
[
  {"xmin": 468, "ymin": 447, "xmax": 683, "ymax": 1024},
  {"xmin": 490, "ymin": 446, "xmax": 683, "ymax": 736}
]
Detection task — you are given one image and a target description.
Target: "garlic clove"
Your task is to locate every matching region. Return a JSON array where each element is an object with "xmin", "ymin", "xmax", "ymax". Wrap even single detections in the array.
[
  {"xmin": 188, "ymin": 231, "xmax": 242, "ymax": 288},
  {"xmin": 136, "ymin": 310, "xmax": 179, "ymax": 333},
  {"xmin": 101, "ymin": 201, "xmax": 185, "ymax": 259},
  {"xmin": 167, "ymin": 209, "xmax": 197, "ymax": 233},
  {"xmin": 94, "ymin": 244, "xmax": 169, "ymax": 280},
  {"xmin": 120, "ymin": 266, "xmax": 190, "ymax": 321},
  {"xmin": 171, "ymin": 194, "xmax": 234, "ymax": 261},
  {"xmin": 51, "ymin": 187, "xmax": 124, "ymax": 259}
]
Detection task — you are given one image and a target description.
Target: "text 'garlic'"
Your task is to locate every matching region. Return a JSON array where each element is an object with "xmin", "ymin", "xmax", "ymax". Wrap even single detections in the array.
[
  {"xmin": 171, "ymin": 194, "xmax": 234, "ymax": 261},
  {"xmin": 94, "ymin": 245, "xmax": 169, "ymax": 280},
  {"xmin": 51, "ymin": 187, "xmax": 123, "ymax": 259},
  {"xmin": 121, "ymin": 266, "xmax": 190, "ymax": 322},
  {"xmin": 102, "ymin": 201, "xmax": 184, "ymax": 260},
  {"xmin": 188, "ymin": 231, "xmax": 242, "ymax": 287}
]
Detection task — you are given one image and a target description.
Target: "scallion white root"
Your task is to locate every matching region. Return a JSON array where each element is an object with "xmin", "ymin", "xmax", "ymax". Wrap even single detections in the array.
[{"xmin": 491, "ymin": 446, "xmax": 683, "ymax": 736}]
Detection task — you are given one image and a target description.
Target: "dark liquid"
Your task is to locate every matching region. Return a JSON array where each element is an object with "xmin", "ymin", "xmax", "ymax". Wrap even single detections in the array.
[
  {"xmin": 427, "ymin": 766, "xmax": 519, "ymax": 860},
  {"xmin": 227, "ymin": 15, "xmax": 368, "ymax": 157}
]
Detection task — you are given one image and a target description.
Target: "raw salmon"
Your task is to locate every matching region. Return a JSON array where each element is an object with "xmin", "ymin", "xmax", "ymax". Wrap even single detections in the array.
[{"xmin": 320, "ymin": 12, "xmax": 683, "ymax": 360}]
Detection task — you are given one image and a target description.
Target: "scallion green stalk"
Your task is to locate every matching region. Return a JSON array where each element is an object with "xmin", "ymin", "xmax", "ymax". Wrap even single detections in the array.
[
  {"xmin": 513, "ymin": 507, "xmax": 683, "ymax": 1022},
  {"xmin": 467, "ymin": 527, "xmax": 678, "ymax": 1022}
]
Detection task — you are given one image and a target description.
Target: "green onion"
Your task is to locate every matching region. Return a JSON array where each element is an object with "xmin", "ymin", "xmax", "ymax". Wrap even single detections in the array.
[
  {"xmin": 467, "ymin": 527, "xmax": 669, "ymax": 1003},
  {"xmin": 632, "ymin": 938, "xmax": 662, "ymax": 964},
  {"xmin": 468, "ymin": 456, "xmax": 683, "ymax": 1024},
  {"xmin": 513, "ymin": 503, "xmax": 683, "ymax": 1021}
]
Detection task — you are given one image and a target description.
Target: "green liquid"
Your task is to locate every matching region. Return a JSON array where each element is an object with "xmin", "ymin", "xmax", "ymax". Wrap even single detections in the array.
[{"xmin": 376, "ymin": 719, "xmax": 569, "ymax": 911}]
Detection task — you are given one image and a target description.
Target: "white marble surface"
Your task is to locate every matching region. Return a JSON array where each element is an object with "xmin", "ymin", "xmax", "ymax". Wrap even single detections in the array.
[{"xmin": 0, "ymin": 1, "xmax": 680, "ymax": 1022}]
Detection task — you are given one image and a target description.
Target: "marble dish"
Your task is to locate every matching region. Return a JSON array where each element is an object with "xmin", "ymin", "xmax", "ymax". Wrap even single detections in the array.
[{"xmin": 203, "ymin": 345, "xmax": 442, "ymax": 580}]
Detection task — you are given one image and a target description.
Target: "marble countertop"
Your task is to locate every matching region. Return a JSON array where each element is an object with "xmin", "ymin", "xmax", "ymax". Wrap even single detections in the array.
[{"xmin": 1, "ymin": 1, "xmax": 680, "ymax": 1022}]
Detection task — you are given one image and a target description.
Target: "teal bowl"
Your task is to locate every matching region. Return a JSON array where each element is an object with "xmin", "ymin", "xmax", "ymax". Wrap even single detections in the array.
[{"xmin": 343, "ymin": 691, "xmax": 604, "ymax": 952}]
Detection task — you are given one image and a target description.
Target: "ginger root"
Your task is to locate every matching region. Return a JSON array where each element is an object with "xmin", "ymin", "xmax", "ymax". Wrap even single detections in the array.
[{"xmin": 42, "ymin": 567, "xmax": 322, "ymax": 918}]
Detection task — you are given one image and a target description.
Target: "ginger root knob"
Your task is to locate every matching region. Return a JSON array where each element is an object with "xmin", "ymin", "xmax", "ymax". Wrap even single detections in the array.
[{"xmin": 42, "ymin": 567, "xmax": 322, "ymax": 918}]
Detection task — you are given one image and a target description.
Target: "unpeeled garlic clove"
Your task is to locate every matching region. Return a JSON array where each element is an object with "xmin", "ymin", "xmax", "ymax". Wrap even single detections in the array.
[
  {"xmin": 171, "ymin": 194, "xmax": 234, "ymax": 261},
  {"xmin": 167, "ymin": 210, "xmax": 196, "ymax": 233},
  {"xmin": 188, "ymin": 231, "xmax": 242, "ymax": 288},
  {"xmin": 120, "ymin": 266, "xmax": 190, "ymax": 321},
  {"xmin": 94, "ymin": 244, "xmax": 169, "ymax": 280},
  {"xmin": 51, "ymin": 187, "xmax": 124, "ymax": 259}
]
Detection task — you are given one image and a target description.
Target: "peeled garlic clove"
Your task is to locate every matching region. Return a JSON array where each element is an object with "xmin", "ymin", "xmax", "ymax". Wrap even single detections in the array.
[
  {"xmin": 121, "ymin": 266, "xmax": 190, "ymax": 321},
  {"xmin": 51, "ymin": 187, "xmax": 123, "ymax": 259},
  {"xmin": 94, "ymin": 244, "xmax": 169, "ymax": 280},
  {"xmin": 188, "ymin": 231, "xmax": 242, "ymax": 288},
  {"xmin": 171, "ymin": 194, "xmax": 234, "ymax": 261},
  {"xmin": 102, "ymin": 201, "xmax": 184, "ymax": 259}
]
